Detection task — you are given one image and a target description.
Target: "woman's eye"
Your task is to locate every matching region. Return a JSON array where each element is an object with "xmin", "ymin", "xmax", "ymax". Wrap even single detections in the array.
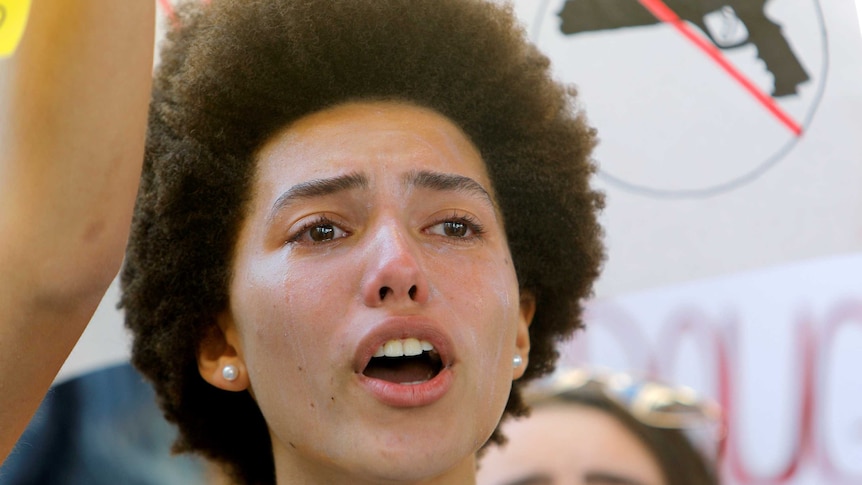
[
  {"xmin": 441, "ymin": 221, "xmax": 469, "ymax": 238},
  {"xmin": 427, "ymin": 217, "xmax": 483, "ymax": 239},
  {"xmin": 308, "ymin": 224, "xmax": 338, "ymax": 241},
  {"xmin": 290, "ymin": 219, "xmax": 348, "ymax": 244}
]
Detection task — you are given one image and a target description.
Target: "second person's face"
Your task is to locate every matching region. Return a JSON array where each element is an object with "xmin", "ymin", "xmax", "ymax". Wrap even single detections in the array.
[
  {"xmin": 215, "ymin": 101, "xmax": 534, "ymax": 484},
  {"xmin": 477, "ymin": 403, "xmax": 666, "ymax": 485}
]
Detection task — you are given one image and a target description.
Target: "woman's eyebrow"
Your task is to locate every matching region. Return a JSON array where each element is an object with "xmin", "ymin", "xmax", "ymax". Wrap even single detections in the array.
[
  {"xmin": 584, "ymin": 471, "xmax": 649, "ymax": 485},
  {"xmin": 498, "ymin": 472, "xmax": 554, "ymax": 485},
  {"xmin": 268, "ymin": 172, "xmax": 368, "ymax": 220},
  {"xmin": 404, "ymin": 169, "xmax": 496, "ymax": 208}
]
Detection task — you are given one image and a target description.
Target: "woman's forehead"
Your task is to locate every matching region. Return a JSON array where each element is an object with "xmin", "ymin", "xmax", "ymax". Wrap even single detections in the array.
[
  {"xmin": 252, "ymin": 101, "xmax": 493, "ymax": 197},
  {"xmin": 261, "ymin": 101, "xmax": 480, "ymax": 157}
]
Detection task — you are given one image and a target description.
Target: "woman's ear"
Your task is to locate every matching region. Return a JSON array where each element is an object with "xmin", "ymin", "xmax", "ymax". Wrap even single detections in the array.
[
  {"xmin": 513, "ymin": 290, "xmax": 536, "ymax": 380},
  {"xmin": 197, "ymin": 312, "xmax": 250, "ymax": 392}
]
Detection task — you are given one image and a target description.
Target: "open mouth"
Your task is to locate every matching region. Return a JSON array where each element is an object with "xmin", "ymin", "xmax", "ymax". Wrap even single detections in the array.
[{"xmin": 362, "ymin": 338, "xmax": 444, "ymax": 385}]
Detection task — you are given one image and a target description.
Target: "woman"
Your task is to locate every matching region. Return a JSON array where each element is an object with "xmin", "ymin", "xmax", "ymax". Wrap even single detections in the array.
[
  {"xmin": 122, "ymin": 1, "xmax": 604, "ymax": 483},
  {"xmin": 477, "ymin": 369, "xmax": 722, "ymax": 485},
  {"xmin": 5, "ymin": 0, "xmax": 604, "ymax": 483}
]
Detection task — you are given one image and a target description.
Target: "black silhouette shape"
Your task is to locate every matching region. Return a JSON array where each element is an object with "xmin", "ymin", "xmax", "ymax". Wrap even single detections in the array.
[{"xmin": 558, "ymin": 0, "xmax": 810, "ymax": 97}]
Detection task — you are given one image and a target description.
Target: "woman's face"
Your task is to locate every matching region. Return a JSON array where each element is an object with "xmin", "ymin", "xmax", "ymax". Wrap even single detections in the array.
[
  {"xmin": 205, "ymin": 102, "xmax": 534, "ymax": 483},
  {"xmin": 477, "ymin": 403, "xmax": 666, "ymax": 485}
]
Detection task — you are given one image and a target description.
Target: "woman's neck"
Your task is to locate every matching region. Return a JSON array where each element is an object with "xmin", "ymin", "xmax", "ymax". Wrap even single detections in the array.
[{"xmin": 272, "ymin": 438, "xmax": 478, "ymax": 485}]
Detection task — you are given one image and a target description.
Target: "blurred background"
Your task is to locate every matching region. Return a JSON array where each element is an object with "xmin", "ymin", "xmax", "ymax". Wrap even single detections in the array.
[{"xmin": 517, "ymin": 1, "xmax": 862, "ymax": 482}]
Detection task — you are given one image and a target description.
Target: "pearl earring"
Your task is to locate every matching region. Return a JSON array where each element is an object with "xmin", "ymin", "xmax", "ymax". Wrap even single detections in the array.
[
  {"xmin": 513, "ymin": 354, "xmax": 523, "ymax": 368},
  {"xmin": 222, "ymin": 364, "xmax": 238, "ymax": 382}
]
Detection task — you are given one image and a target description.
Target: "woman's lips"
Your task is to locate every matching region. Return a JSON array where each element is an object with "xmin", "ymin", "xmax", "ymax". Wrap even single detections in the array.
[
  {"xmin": 354, "ymin": 318, "xmax": 455, "ymax": 408},
  {"xmin": 358, "ymin": 367, "xmax": 454, "ymax": 408}
]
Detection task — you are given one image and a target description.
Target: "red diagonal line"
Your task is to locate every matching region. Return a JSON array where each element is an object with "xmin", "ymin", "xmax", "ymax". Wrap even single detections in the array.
[
  {"xmin": 157, "ymin": 1, "xmax": 211, "ymax": 29},
  {"xmin": 638, "ymin": 0, "xmax": 803, "ymax": 136},
  {"xmin": 157, "ymin": 0, "xmax": 178, "ymax": 27}
]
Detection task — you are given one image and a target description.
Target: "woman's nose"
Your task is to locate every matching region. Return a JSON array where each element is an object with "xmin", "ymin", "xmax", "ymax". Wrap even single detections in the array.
[{"xmin": 360, "ymin": 223, "xmax": 430, "ymax": 307}]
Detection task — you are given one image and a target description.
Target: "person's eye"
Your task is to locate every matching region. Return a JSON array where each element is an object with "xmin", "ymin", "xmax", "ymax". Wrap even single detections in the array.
[
  {"xmin": 288, "ymin": 216, "xmax": 349, "ymax": 244},
  {"xmin": 426, "ymin": 213, "xmax": 485, "ymax": 240}
]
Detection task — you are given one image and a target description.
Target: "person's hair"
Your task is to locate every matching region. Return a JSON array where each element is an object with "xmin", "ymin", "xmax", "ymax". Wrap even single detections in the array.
[
  {"xmin": 120, "ymin": 0, "xmax": 604, "ymax": 483},
  {"xmin": 545, "ymin": 389, "xmax": 720, "ymax": 485}
]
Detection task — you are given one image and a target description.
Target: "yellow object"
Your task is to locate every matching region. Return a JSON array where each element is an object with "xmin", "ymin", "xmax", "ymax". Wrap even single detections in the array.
[{"xmin": 0, "ymin": 0, "xmax": 32, "ymax": 58}]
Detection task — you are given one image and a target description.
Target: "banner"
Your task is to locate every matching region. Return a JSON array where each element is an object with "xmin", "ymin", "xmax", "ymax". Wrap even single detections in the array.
[
  {"xmin": 512, "ymin": 2, "xmax": 862, "ymax": 483},
  {"xmin": 562, "ymin": 252, "xmax": 862, "ymax": 484},
  {"xmin": 515, "ymin": 0, "xmax": 862, "ymax": 296}
]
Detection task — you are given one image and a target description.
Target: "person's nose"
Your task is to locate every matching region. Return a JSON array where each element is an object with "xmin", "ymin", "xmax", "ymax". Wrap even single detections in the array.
[{"xmin": 360, "ymin": 221, "xmax": 430, "ymax": 307}]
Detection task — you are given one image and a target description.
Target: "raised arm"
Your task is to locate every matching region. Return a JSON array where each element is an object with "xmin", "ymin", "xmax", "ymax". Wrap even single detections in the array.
[{"xmin": 0, "ymin": 0, "xmax": 154, "ymax": 461}]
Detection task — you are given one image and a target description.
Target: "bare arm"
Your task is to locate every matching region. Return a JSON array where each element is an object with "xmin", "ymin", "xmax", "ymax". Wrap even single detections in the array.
[{"xmin": 0, "ymin": 0, "xmax": 154, "ymax": 461}]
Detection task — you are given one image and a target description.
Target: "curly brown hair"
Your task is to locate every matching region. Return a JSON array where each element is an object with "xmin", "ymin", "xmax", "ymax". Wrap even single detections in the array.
[{"xmin": 120, "ymin": 0, "xmax": 604, "ymax": 483}]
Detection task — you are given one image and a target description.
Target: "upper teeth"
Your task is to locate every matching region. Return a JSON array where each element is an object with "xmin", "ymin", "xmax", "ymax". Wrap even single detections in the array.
[{"xmin": 374, "ymin": 338, "xmax": 435, "ymax": 358}]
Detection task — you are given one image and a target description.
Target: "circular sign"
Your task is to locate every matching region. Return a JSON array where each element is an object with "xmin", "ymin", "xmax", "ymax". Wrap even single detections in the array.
[{"xmin": 531, "ymin": 0, "xmax": 828, "ymax": 197}]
